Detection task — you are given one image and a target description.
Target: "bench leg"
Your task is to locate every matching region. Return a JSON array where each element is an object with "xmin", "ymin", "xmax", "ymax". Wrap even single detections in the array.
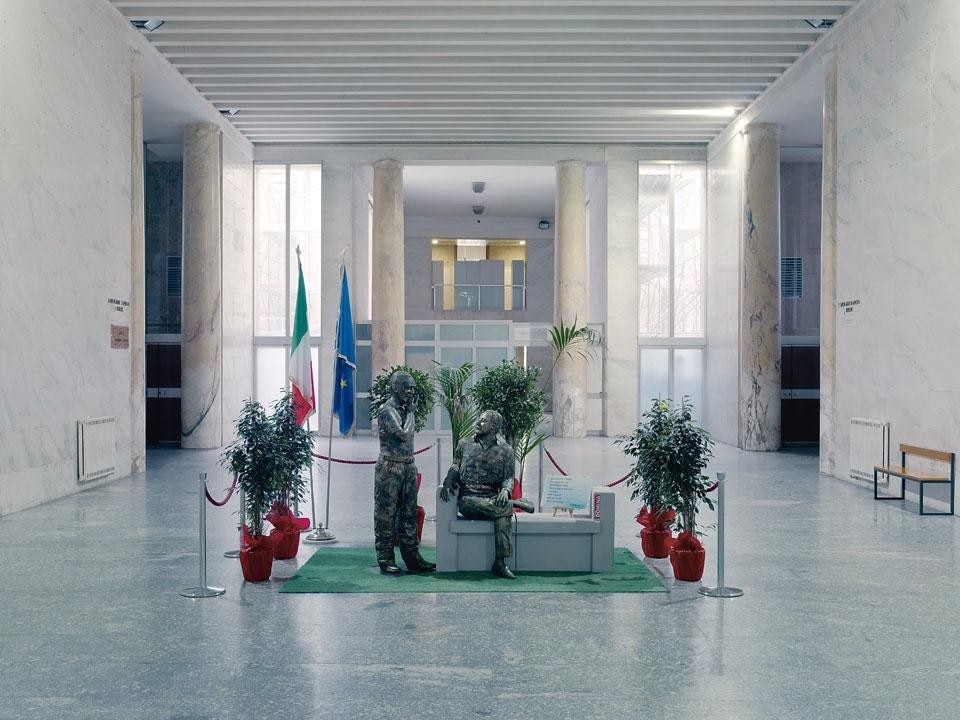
[{"xmin": 874, "ymin": 472, "xmax": 904, "ymax": 502}]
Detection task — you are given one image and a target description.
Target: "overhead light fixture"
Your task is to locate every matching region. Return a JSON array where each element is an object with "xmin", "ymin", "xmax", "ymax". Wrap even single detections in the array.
[
  {"xmin": 538, "ymin": 220, "xmax": 550, "ymax": 230},
  {"xmin": 219, "ymin": 108, "xmax": 240, "ymax": 117},
  {"xmin": 519, "ymin": 240, "xmax": 526, "ymax": 246},
  {"xmin": 472, "ymin": 182, "xmax": 486, "ymax": 194},
  {"xmin": 431, "ymin": 239, "xmax": 439, "ymax": 245},
  {"xmin": 472, "ymin": 205, "xmax": 484, "ymax": 216},
  {"xmin": 131, "ymin": 19, "xmax": 165, "ymax": 32},
  {"xmin": 804, "ymin": 18, "xmax": 835, "ymax": 29}
]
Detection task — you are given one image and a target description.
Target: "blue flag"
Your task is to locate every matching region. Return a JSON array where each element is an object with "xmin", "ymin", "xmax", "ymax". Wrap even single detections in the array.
[{"xmin": 332, "ymin": 266, "xmax": 356, "ymax": 435}]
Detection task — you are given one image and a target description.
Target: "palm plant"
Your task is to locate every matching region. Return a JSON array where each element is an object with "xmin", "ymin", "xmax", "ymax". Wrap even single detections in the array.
[
  {"xmin": 547, "ymin": 314, "xmax": 603, "ymax": 374},
  {"xmin": 432, "ymin": 360, "xmax": 479, "ymax": 457}
]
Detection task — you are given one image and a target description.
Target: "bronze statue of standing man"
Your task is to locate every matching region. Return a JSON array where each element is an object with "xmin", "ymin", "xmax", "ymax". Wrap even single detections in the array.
[
  {"xmin": 374, "ymin": 371, "xmax": 435, "ymax": 575},
  {"xmin": 440, "ymin": 409, "xmax": 534, "ymax": 578}
]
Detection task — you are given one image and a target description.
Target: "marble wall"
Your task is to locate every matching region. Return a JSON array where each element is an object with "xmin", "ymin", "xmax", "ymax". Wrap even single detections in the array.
[
  {"xmin": 780, "ymin": 162, "xmax": 822, "ymax": 338},
  {"xmin": 705, "ymin": 135, "xmax": 744, "ymax": 447},
  {"xmin": 832, "ymin": 0, "xmax": 960, "ymax": 500},
  {"xmin": 220, "ymin": 134, "xmax": 254, "ymax": 435},
  {"xmin": 0, "ymin": 0, "xmax": 136, "ymax": 514}
]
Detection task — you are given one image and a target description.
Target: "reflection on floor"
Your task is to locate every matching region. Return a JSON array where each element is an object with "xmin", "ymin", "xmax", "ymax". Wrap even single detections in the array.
[{"xmin": 2, "ymin": 436, "xmax": 958, "ymax": 720}]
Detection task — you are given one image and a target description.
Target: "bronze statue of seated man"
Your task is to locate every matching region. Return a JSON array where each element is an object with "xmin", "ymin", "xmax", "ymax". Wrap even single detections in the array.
[{"xmin": 439, "ymin": 410, "xmax": 535, "ymax": 579}]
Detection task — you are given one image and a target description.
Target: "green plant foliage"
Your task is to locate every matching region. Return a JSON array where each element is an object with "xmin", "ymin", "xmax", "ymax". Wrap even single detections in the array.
[
  {"xmin": 615, "ymin": 396, "xmax": 715, "ymax": 535},
  {"xmin": 472, "ymin": 359, "xmax": 549, "ymax": 482},
  {"xmin": 270, "ymin": 390, "xmax": 315, "ymax": 508},
  {"xmin": 222, "ymin": 399, "xmax": 280, "ymax": 537},
  {"xmin": 432, "ymin": 360, "xmax": 479, "ymax": 457},
  {"xmin": 548, "ymin": 314, "xmax": 603, "ymax": 371},
  {"xmin": 368, "ymin": 365, "xmax": 436, "ymax": 432}
]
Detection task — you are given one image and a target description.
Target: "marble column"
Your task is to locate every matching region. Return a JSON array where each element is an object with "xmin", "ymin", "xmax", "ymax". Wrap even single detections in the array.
[
  {"xmin": 553, "ymin": 160, "xmax": 588, "ymax": 438},
  {"xmin": 820, "ymin": 52, "xmax": 839, "ymax": 476},
  {"xmin": 739, "ymin": 123, "xmax": 781, "ymax": 451},
  {"xmin": 320, "ymin": 161, "xmax": 355, "ymax": 434},
  {"xmin": 371, "ymin": 159, "xmax": 405, "ymax": 376},
  {"xmin": 604, "ymin": 161, "xmax": 639, "ymax": 436},
  {"xmin": 129, "ymin": 51, "xmax": 146, "ymax": 473},
  {"xmin": 181, "ymin": 123, "xmax": 222, "ymax": 449}
]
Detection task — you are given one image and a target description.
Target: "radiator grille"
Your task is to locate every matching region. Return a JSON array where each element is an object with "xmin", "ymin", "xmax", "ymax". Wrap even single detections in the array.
[
  {"xmin": 77, "ymin": 417, "xmax": 117, "ymax": 483},
  {"xmin": 849, "ymin": 417, "xmax": 890, "ymax": 482}
]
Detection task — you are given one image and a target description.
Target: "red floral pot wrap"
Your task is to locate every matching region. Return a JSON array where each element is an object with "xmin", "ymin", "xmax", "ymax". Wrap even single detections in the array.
[{"xmin": 635, "ymin": 506, "xmax": 676, "ymax": 530}]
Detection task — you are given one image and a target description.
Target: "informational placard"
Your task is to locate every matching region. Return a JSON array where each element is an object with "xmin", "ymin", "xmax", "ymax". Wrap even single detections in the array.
[
  {"xmin": 107, "ymin": 297, "xmax": 130, "ymax": 349},
  {"xmin": 540, "ymin": 475, "xmax": 593, "ymax": 515}
]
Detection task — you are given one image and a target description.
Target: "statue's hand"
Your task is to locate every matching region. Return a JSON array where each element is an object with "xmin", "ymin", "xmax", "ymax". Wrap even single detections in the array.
[
  {"xmin": 493, "ymin": 489, "xmax": 510, "ymax": 508},
  {"xmin": 440, "ymin": 486, "xmax": 452, "ymax": 502}
]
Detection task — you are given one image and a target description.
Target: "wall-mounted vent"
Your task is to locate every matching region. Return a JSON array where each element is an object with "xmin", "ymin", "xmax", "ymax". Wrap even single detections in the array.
[
  {"xmin": 77, "ymin": 417, "xmax": 117, "ymax": 483},
  {"xmin": 167, "ymin": 256, "xmax": 182, "ymax": 297},
  {"xmin": 781, "ymin": 257, "xmax": 803, "ymax": 299}
]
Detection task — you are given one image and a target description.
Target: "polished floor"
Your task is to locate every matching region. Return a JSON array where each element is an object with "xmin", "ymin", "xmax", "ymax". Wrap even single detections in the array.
[{"xmin": 2, "ymin": 436, "xmax": 959, "ymax": 720}]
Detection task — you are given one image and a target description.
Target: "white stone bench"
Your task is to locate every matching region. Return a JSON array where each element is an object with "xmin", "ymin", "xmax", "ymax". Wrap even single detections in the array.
[{"xmin": 435, "ymin": 487, "xmax": 615, "ymax": 572}]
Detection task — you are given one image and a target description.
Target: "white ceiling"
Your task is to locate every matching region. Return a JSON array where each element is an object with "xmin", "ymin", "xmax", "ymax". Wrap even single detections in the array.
[
  {"xmin": 112, "ymin": 0, "xmax": 858, "ymax": 146},
  {"xmin": 404, "ymin": 165, "xmax": 556, "ymax": 217}
]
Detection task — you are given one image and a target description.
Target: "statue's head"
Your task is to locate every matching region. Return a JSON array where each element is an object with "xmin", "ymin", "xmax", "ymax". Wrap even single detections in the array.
[
  {"xmin": 477, "ymin": 409, "xmax": 503, "ymax": 437},
  {"xmin": 390, "ymin": 371, "xmax": 416, "ymax": 405}
]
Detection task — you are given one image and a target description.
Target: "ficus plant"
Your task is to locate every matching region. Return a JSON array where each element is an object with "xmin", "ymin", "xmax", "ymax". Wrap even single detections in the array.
[
  {"xmin": 222, "ymin": 398, "xmax": 281, "ymax": 538},
  {"xmin": 269, "ymin": 390, "xmax": 314, "ymax": 509},
  {"xmin": 471, "ymin": 359, "xmax": 549, "ymax": 484},
  {"xmin": 616, "ymin": 396, "xmax": 715, "ymax": 536},
  {"xmin": 368, "ymin": 365, "xmax": 436, "ymax": 432}
]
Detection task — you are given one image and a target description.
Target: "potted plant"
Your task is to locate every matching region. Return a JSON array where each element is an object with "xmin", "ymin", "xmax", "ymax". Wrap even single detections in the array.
[
  {"xmin": 368, "ymin": 365, "xmax": 436, "ymax": 431},
  {"xmin": 222, "ymin": 399, "xmax": 281, "ymax": 582},
  {"xmin": 433, "ymin": 360, "xmax": 478, "ymax": 457},
  {"xmin": 266, "ymin": 391, "xmax": 314, "ymax": 560},
  {"xmin": 472, "ymin": 359, "xmax": 549, "ymax": 490},
  {"xmin": 617, "ymin": 397, "xmax": 715, "ymax": 579}
]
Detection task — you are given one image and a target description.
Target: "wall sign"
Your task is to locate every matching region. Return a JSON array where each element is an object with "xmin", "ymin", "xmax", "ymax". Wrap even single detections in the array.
[{"xmin": 108, "ymin": 297, "xmax": 130, "ymax": 349}]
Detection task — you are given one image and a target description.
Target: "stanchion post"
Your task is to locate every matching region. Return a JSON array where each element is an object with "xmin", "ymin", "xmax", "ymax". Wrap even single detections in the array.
[
  {"xmin": 699, "ymin": 472, "xmax": 743, "ymax": 599},
  {"xmin": 538, "ymin": 443, "xmax": 544, "ymax": 511},
  {"xmin": 181, "ymin": 473, "xmax": 226, "ymax": 598},
  {"xmin": 436, "ymin": 437, "xmax": 442, "ymax": 486},
  {"xmin": 224, "ymin": 486, "xmax": 243, "ymax": 558}
]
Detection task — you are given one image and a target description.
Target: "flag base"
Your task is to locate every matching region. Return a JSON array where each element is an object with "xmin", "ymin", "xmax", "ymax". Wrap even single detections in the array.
[{"xmin": 304, "ymin": 525, "xmax": 337, "ymax": 543}]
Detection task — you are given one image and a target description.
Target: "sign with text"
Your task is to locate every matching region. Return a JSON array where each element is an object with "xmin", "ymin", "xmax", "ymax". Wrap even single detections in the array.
[{"xmin": 540, "ymin": 475, "xmax": 593, "ymax": 514}]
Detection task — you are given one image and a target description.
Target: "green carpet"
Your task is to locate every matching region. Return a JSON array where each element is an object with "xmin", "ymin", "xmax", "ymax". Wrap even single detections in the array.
[{"xmin": 279, "ymin": 547, "xmax": 667, "ymax": 593}]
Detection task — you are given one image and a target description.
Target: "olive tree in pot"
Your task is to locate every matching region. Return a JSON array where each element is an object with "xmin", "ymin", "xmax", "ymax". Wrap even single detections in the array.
[
  {"xmin": 472, "ymin": 359, "xmax": 549, "ymax": 493},
  {"xmin": 617, "ymin": 397, "xmax": 715, "ymax": 579},
  {"xmin": 222, "ymin": 399, "xmax": 282, "ymax": 582},
  {"xmin": 267, "ymin": 391, "xmax": 314, "ymax": 560}
]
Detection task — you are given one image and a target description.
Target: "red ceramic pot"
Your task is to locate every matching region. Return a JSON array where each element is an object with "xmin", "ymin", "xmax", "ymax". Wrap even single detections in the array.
[
  {"xmin": 240, "ymin": 543, "xmax": 274, "ymax": 582},
  {"xmin": 640, "ymin": 527, "xmax": 673, "ymax": 559},
  {"xmin": 669, "ymin": 546, "xmax": 706, "ymax": 582},
  {"xmin": 271, "ymin": 528, "xmax": 301, "ymax": 560}
]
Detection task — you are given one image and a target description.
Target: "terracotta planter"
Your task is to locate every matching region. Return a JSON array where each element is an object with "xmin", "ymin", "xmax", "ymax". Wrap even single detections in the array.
[
  {"xmin": 669, "ymin": 546, "xmax": 706, "ymax": 582},
  {"xmin": 271, "ymin": 528, "xmax": 301, "ymax": 560},
  {"xmin": 640, "ymin": 527, "xmax": 673, "ymax": 558},
  {"xmin": 240, "ymin": 543, "xmax": 274, "ymax": 582}
]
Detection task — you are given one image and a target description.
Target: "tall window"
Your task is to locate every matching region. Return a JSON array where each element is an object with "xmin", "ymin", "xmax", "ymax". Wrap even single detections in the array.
[
  {"xmin": 637, "ymin": 163, "xmax": 706, "ymax": 418},
  {"xmin": 253, "ymin": 164, "xmax": 322, "ymax": 406}
]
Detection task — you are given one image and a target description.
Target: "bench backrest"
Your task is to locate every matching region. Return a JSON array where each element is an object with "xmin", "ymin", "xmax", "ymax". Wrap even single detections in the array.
[{"xmin": 899, "ymin": 444, "xmax": 954, "ymax": 464}]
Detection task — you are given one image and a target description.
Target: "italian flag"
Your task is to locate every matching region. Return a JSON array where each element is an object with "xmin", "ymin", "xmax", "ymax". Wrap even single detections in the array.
[{"xmin": 290, "ymin": 256, "xmax": 316, "ymax": 426}]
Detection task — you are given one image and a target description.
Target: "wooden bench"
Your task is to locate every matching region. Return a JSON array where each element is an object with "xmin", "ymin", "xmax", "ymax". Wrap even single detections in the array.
[{"xmin": 874, "ymin": 444, "xmax": 955, "ymax": 515}]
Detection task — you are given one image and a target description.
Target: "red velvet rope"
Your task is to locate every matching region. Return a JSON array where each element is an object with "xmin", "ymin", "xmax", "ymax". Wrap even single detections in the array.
[
  {"xmin": 705, "ymin": 482, "xmax": 719, "ymax": 493},
  {"xmin": 543, "ymin": 447, "xmax": 631, "ymax": 487},
  {"xmin": 205, "ymin": 474, "xmax": 238, "ymax": 507},
  {"xmin": 312, "ymin": 444, "xmax": 433, "ymax": 465}
]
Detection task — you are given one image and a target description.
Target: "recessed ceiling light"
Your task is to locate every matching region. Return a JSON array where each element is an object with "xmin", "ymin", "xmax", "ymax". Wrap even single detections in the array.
[
  {"xmin": 131, "ymin": 19, "xmax": 165, "ymax": 32},
  {"xmin": 219, "ymin": 108, "xmax": 240, "ymax": 117},
  {"xmin": 804, "ymin": 19, "xmax": 835, "ymax": 29},
  {"xmin": 431, "ymin": 239, "xmax": 439, "ymax": 245}
]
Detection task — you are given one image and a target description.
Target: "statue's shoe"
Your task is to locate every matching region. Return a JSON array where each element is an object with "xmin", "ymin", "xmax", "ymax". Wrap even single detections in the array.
[
  {"xmin": 492, "ymin": 559, "xmax": 516, "ymax": 579},
  {"xmin": 378, "ymin": 561, "xmax": 402, "ymax": 575},
  {"xmin": 401, "ymin": 551, "xmax": 436, "ymax": 573},
  {"xmin": 513, "ymin": 498, "xmax": 536, "ymax": 513}
]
